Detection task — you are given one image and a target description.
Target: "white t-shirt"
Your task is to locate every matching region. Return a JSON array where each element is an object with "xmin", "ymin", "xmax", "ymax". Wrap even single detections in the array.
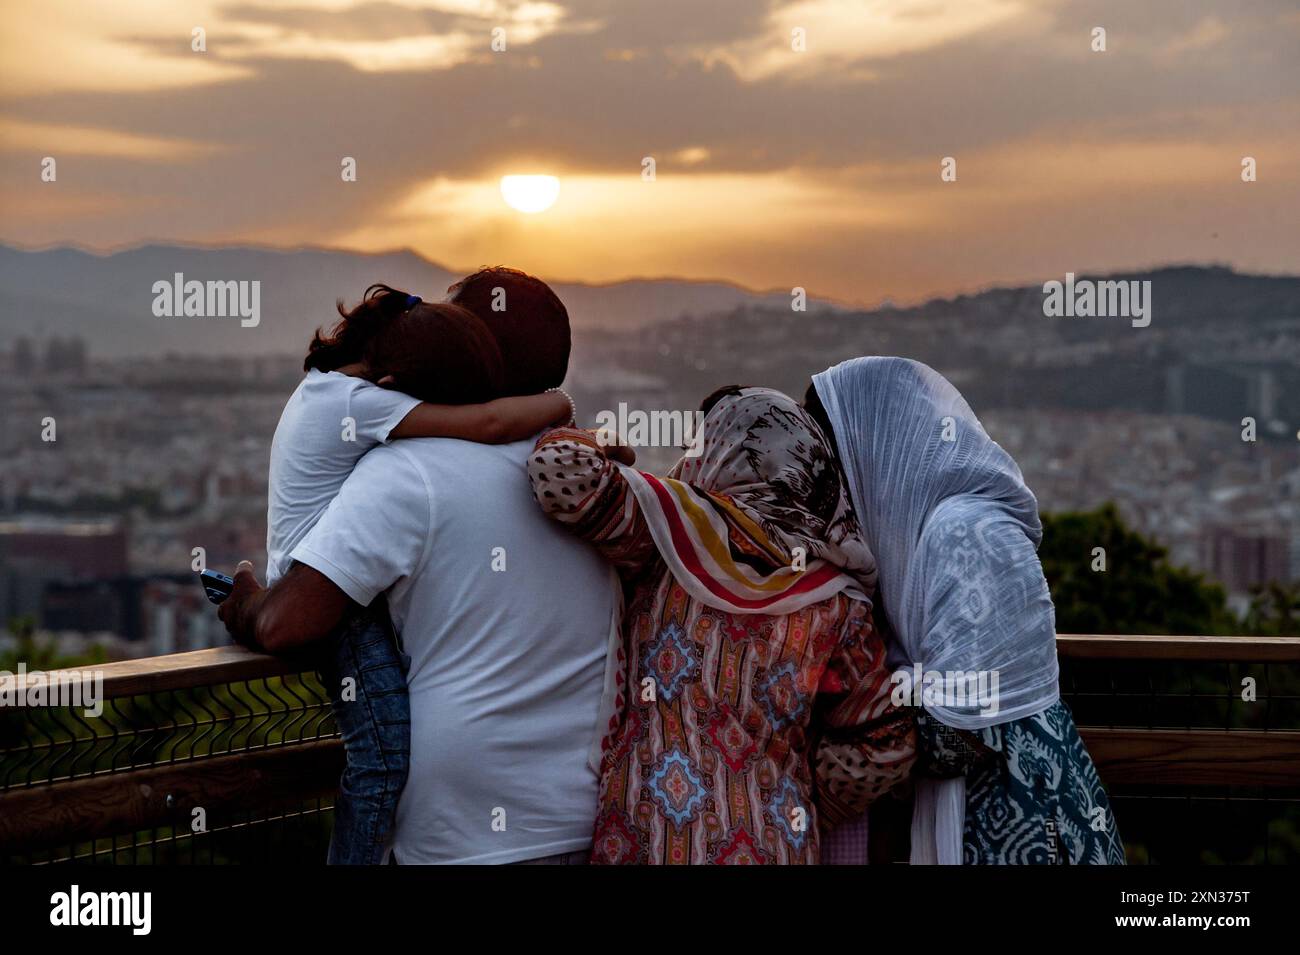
[
  {"xmin": 266, "ymin": 369, "xmax": 421, "ymax": 584},
  {"xmin": 291, "ymin": 437, "xmax": 615, "ymax": 864}
]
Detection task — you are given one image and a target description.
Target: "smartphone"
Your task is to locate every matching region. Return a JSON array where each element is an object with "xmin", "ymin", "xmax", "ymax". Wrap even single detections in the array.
[{"xmin": 198, "ymin": 569, "xmax": 236, "ymax": 605}]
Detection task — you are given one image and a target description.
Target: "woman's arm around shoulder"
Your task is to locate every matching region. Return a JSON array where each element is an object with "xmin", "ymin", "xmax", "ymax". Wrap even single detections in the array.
[{"xmin": 526, "ymin": 426, "xmax": 656, "ymax": 573}]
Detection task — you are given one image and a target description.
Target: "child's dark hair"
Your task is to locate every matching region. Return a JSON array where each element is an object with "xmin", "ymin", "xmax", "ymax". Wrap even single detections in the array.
[
  {"xmin": 306, "ymin": 284, "xmax": 506, "ymax": 405},
  {"xmin": 304, "ymin": 284, "xmax": 417, "ymax": 373},
  {"xmin": 371, "ymin": 303, "xmax": 505, "ymax": 404}
]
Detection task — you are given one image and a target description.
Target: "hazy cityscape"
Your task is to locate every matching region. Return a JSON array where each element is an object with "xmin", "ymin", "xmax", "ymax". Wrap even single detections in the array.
[{"xmin": 1, "ymin": 257, "xmax": 1296, "ymax": 662}]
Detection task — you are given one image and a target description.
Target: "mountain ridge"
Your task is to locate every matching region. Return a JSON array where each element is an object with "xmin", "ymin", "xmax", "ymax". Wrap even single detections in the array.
[{"xmin": 1, "ymin": 242, "xmax": 1296, "ymax": 361}]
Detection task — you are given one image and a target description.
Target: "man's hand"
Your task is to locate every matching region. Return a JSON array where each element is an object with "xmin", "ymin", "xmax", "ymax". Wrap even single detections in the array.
[
  {"xmin": 218, "ymin": 559, "xmax": 266, "ymax": 650},
  {"xmin": 215, "ymin": 560, "xmax": 353, "ymax": 655}
]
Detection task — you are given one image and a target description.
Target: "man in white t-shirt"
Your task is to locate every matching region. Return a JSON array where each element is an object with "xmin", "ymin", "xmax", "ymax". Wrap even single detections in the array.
[{"xmin": 220, "ymin": 268, "xmax": 616, "ymax": 863}]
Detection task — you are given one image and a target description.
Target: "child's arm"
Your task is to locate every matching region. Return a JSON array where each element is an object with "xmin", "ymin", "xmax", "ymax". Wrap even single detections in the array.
[{"xmin": 388, "ymin": 391, "xmax": 572, "ymax": 444}]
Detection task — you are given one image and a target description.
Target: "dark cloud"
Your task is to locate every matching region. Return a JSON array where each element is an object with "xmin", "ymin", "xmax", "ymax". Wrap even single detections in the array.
[
  {"xmin": 1, "ymin": 0, "xmax": 1297, "ymax": 298},
  {"xmin": 12, "ymin": 0, "xmax": 1298, "ymax": 173}
]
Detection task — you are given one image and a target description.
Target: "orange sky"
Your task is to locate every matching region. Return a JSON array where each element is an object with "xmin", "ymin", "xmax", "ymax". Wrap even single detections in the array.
[{"xmin": 1, "ymin": 0, "xmax": 1297, "ymax": 305}]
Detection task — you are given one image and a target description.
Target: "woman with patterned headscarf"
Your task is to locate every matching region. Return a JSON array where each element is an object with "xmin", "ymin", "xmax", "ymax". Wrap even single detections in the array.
[
  {"xmin": 527, "ymin": 386, "xmax": 917, "ymax": 864},
  {"xmin": 807, "ymin": 357, "xmax": 1125, "ymax": 865}
]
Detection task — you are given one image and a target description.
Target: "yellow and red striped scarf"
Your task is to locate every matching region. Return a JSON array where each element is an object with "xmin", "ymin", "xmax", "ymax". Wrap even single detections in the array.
[{"xmin": 622, "ymin": 387, "xmax": 877, "ymax": 615}]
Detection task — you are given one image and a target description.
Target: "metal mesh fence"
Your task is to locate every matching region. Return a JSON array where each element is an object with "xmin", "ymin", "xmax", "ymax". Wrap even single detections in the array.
[
  {"xmin": 1060, "ymin": 656, "xmax": 1300, "ymax": 864},
  {"xmin": 2, "ymin": 650, "xmax": 1296, "ymax": 864},
  {"xmin": 1, "ymin": 670, "xmax": 338, "ymax": 864}
]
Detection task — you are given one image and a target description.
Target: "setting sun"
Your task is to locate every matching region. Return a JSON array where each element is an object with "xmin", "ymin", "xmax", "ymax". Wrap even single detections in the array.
[{"xmin": 500, "ymin": 174, "xmax": 560, "ymax": 213}]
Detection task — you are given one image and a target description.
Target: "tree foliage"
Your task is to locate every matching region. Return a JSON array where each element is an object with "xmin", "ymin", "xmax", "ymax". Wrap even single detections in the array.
[{"xmin": 1039, "ymin": 504, "xmax": 1242, "ymax": 635}]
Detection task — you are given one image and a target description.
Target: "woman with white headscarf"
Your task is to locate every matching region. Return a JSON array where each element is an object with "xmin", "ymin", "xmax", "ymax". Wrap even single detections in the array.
[{"xmin": 807, "ymin": 357, "xmax": 1124, "ymax": 865}]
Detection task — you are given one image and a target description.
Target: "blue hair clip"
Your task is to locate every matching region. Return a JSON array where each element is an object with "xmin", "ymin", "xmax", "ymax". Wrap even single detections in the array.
[{"xmin": 404, "ymin": 294, "xmax": 422, "ymax": 309}]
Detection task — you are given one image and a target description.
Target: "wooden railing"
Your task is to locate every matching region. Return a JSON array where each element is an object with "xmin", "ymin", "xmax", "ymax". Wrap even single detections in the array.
[
  {"xmin": 2, "ymin": 635, "xmax": 1298, "ymax": 862},
  {"xmin": 0, "ymin": 646, "xmax": 340, "ymax": 861},
  {"xmin": 1056, "ymin": 635, "xmax": 1300, "ymax": 787}
]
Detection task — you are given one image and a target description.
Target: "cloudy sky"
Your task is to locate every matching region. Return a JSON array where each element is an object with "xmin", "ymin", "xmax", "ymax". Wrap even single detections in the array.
[{"xmin": 1, "ymin": 0, "xmax": 1297, "ymax": 304}]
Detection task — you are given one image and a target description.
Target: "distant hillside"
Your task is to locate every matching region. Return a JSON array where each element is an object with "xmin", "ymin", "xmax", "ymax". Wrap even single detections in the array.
[
  {"xmin": 576, "ymin": 265, "xmax": 1300, "ymax": 433},
  {"xmin": 3, "ymin": 244, "xmax": 1297, "ymax": 432},
  {"xmin": 0, "ymin": 243, "xmax": 833, "ymax": 358}
]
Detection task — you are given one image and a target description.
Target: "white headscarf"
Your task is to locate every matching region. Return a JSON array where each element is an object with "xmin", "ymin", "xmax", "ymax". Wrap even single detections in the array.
[{"xmin": 812, "ymin": 357, "xmax": 1060, "ymax": 863}]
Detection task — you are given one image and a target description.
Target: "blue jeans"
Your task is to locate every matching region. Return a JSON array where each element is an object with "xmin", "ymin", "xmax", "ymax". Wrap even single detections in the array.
[{"xmin": 318, "ymin": 598, "xmax": 411, "ymax": 865}]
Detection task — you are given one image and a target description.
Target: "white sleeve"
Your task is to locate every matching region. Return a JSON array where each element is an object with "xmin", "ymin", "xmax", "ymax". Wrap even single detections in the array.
[
  {"xmin": 348, "ymin": 380, "xmax": 422, "ymax": 445},
  {"xmin": 289, "ymin": 447, "xmax": 433, "ymax": 606}
]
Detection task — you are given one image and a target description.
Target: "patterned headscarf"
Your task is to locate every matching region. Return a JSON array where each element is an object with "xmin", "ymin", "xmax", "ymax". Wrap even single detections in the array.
[{"xmin": 620, "ymin": 387, "xmax": 877, "ymax": 614}]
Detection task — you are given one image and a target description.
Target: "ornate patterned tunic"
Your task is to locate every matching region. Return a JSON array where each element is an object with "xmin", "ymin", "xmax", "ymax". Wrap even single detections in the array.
[
  {"xmin": 918, "ymin": 702, "xmax": 1127, "ymax": 864},
  {"xmin": 529, "ymin": 428, "xmax": 916, "ymax": 864}
]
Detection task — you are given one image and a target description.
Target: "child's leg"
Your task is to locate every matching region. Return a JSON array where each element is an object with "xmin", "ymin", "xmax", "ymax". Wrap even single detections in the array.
[{"xmin": 318, "ymin": 597, "xmax": 411, "ymax": 865}]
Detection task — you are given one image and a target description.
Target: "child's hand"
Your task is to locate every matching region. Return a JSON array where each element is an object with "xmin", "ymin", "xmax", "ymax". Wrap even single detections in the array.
[
  {"xmin": 594, "ymin": 428, "xmax": 637, "ymax": 465},
  {"xmin": 608, "ymin": 444, "xmax": 636, "ymax": 466}
]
